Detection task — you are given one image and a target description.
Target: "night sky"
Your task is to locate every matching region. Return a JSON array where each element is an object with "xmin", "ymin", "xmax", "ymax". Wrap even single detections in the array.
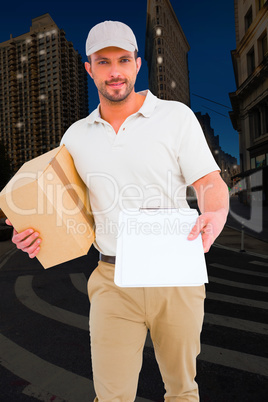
[{"xmin": 0, "ymin": 0, "xmax": 239, "ymax": 161}]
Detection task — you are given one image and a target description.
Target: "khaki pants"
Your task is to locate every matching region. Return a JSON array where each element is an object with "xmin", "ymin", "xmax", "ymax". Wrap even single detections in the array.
[{"xmin": 88, "ymin": 261, "xmax": 205, "ymax": 402}]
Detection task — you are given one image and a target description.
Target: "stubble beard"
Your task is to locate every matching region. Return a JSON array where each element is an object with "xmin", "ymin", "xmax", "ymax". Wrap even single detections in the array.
[{"xmin": 98, "ymin": 78, "xmax": 135, "ymax": 104}]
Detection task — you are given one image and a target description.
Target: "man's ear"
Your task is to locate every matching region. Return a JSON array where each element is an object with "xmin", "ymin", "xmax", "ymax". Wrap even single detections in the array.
[
  {"xmin": 136, "ymin": 57, "xmax": 142, "ymax": 74},
  {"xmin": 85, "ymin": 61, "xmax": 93, "ymax": 78}
]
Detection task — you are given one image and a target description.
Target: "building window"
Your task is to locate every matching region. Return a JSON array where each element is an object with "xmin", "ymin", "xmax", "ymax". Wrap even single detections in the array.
[
  {"xmin": 249, "ymin": 100, "xmax": 268, "ymax": 140},
  {"xmin": 247, "ymin": 47, "xmax": 255, "ymax": 75},
  {"xmin": 245, "ymin": 7, "xmax": 253, "ymax": 32},
  {"xmin": 249, "ymin": 108, "xmax": 261, "ymax": 138},
  {"xmin": 260, "ymin": 102, "xmax": 268, "ymax": 135},
  {"xmin": 258, "ymin": 32, "xmax": 267, "ymax": 63},
  {"xmin": 256, "ymin": 154, "xmax": 266, "ymax": 168}
]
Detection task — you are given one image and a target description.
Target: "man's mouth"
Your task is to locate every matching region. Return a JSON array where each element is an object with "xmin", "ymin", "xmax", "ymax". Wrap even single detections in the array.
[{"xmin": 107, "ymin": 80, "xmax": 126, "ymax": 88}]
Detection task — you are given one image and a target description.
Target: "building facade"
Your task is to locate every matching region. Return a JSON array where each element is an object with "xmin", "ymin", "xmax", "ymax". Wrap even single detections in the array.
[
  {"xmin": 0, "ymin": 14, "xmax": 88, "ymax": 175},
  {"xmin": 145, "ymin": 0, "xmax": 190, "ymax": 105},
  {"xmin": 195, "ymin": 112, "xmax": 239, "ymax": 188},
  {"xmin": 229, "ymin": 0, "xmax": 268, "ymax": 201}
]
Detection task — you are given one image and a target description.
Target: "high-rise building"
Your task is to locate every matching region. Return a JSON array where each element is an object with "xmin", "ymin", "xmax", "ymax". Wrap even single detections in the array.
[
  {"xmin": 0, "ymin": 13, "xmax": 88, "ymax": 175},
  {"xmin": 145, "ymin": 0, "xmax": 190, "ymax": 105},
  {"xmin": 229, "ymin": 0, "xmax": 267, "ymax": 202}
]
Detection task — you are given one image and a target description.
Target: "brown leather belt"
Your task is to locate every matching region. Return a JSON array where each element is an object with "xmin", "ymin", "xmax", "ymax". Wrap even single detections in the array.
[{"xmin": 100, "ymin": 254, "xmax": 116, "ymax": 264}]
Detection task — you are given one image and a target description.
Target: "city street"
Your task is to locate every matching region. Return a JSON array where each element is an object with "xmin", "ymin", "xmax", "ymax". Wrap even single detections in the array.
[
  {"xmin": 0, "ymin": 230, "xmax": 267, "ymax": 401},
  {"xmin": 1, "ymin": 0, "xmax": 267, "ymax": 399}
]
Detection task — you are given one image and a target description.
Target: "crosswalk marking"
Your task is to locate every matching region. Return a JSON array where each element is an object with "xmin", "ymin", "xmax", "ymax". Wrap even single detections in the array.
[
  {"xmin": 205, "ymin": 313, "xmax": 268, "ymax": 335},
  {"xmin": 70, "ymin": 273, "xmax": 268, "ymax": 310},
  {"xmin": 15, "ymin": 275, "xmax": 89, "ymax": 331},
  {"xmin": 0, "ymin": 247, "xmax": 17, "ymax": 270},
  {"xmin": 207, "ymin": 291, "xmax": 268, "ymax": 310},
  {"xmin": 213, "ymin": 242, "xmax": 268, "ymax": 259},
  {"xmin": 209, "ymin": 276, "xmax": 268, "ymax": 292},
  {"xmin": 71, "ymin": 271, "xmax": 268, "ymax": 296},
  {"xmin": 130, "ymin": 331, "xmax": 268, "ymax": 377},
  {"xmin": 250, "ymin": 260, "xmax": 268, "ymax": 267},
  {"xmin": 210, "ymin": 262, "xmax": 268, "ymax": 277},
  {"xmin": 0, "ymin": 333, "xmax": 152, "ymax": 402},
  {"xmin": 1, "ymin": 322, "xmax": 268, "ymax": 402},
  {"xmin": 199, "ymin": 344, "xmax": 268, "ymax": 377},
  {"xmin": 0, "ymin": 333, "xmax": 95, "ymax": 402},
  {"xmin": 70, "ymin": 273, "xmax": 87, "ymax": 295},
  {"xmin": 16, "ymin": 275, "xmax": 268, "ymax": 337},
  {"xmin": 14, "ymin": 274, "xmax": 268, "ymax": 344},
  {"xmin": 23, "ymin": 384, "xmax": 66, "ymax": 401},
  {"xmin": 16, "ymin": 275, "xmax": 267, "ymax": 335}
]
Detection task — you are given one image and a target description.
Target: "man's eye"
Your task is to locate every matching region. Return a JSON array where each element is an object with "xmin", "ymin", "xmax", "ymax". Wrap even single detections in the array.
[
  {"xmin": 121, "ymin": 59, "xmax": 130, "ymax": 63},
  {"xmin": 99, "ymin": 61, "xmax": 108, "ymax": 65}
]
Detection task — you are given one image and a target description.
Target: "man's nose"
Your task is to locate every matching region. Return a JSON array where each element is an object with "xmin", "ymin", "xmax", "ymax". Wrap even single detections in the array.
[{"xmin": 109, "ymin": 63, "xmax": 120, "ymax": 78}]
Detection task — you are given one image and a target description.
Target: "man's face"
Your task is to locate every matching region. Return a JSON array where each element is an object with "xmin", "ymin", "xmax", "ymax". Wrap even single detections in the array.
[{"xmin": 85, "ymin": 47, "xmax": 141, "ymax": 103}]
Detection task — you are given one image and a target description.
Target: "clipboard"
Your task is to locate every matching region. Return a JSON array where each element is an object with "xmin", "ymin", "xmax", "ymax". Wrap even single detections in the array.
[{"xmin": 114, "ymin": 208, "xmax": 208, "ymax": 287}]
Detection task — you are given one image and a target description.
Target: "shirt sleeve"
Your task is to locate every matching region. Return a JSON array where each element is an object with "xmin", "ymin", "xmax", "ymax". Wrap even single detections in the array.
[{"xmin": 176, "ymin": 106, "xmax": 220, "ymax": 185}]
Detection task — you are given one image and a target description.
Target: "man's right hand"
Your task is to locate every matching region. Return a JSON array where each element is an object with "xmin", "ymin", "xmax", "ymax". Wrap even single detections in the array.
[{"xmin": 5, "ymin": 219, "xmax": 41, "ymax": 259}]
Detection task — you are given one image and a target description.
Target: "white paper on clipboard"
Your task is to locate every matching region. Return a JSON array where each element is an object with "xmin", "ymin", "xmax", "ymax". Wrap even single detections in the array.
[{"xmin": 114, "ymin": 208, "xmax": 208, "ymax": 287}]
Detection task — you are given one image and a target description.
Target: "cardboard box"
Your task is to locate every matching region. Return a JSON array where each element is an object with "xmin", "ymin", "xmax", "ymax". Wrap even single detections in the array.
[{"xmin": 0, "ymin": 145, "xmax": 95, "ymax": 268}]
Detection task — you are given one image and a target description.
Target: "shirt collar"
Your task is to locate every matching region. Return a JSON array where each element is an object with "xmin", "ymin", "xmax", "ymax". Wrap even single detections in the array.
[
  {"xmin": 136, "ymin": 90, "xmax": 158, "ymax": 118},
  {"xmin": 86, "ymin": 105, "xmax": 102, "ymax": 124},
  {"xmin": 86, "ymin": 89, "xmax": 158, "ymax": 125}
]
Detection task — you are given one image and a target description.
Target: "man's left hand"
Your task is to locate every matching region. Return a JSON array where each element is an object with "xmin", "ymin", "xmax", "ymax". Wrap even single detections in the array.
[{"xmin": 187, "ymin": 209, "xmax": 227, "ymax": 253}]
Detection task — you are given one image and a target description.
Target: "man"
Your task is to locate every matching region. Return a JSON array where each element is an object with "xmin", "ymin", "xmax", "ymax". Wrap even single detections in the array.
[{"xmin": 8, "ymin": 21, "xmax": 229, "ymax": 401}]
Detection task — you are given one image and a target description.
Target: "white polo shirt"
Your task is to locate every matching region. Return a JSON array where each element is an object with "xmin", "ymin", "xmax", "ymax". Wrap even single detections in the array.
[{"xmin": 61, "ymin": 90, "xmax": 219, "ymax": 255}]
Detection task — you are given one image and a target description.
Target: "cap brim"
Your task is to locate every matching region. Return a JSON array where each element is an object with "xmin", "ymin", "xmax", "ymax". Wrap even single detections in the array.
[{"xmin": 86, "ymin": 39, "xmax": 137, "ymax": 56}]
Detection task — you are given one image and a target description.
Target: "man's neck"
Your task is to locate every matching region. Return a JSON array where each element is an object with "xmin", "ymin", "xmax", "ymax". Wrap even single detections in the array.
[{"xmin": 99, "ymin": 91, "xmax": 145, "ymax": 133}]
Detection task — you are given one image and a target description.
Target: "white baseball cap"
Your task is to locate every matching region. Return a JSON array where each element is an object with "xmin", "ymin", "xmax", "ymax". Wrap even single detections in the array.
[{"xmin": 85, "ymin": 21, "xmax": 138, "ymax": 56}]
